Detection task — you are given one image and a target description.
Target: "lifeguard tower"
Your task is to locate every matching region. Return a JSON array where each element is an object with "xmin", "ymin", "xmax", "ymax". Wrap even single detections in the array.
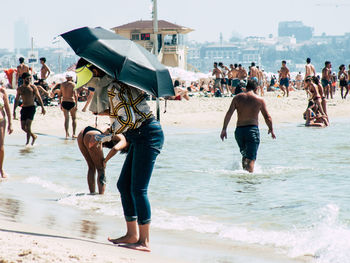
[{"xmin": 111, "ymin": 20, "xmax": 193, "ymax": 70}]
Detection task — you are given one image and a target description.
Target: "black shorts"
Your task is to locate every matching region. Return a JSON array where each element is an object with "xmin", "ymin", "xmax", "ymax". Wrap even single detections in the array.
[
  {"xmin": 20, "ymin": 106, "xmax": 36, "ymax": 121},
  {"xmin": 235, "ymin": 125, "xmax": 260, "ymax": 160},
  {"xmin": 61, "ymin": 101, "xmax": 76, "ymax": 111}
]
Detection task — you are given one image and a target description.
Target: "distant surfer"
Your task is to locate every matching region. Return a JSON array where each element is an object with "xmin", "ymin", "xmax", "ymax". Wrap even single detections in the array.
[{"xmin": 220, "ymin": 80, "xmax": 276, "ymax": 173}]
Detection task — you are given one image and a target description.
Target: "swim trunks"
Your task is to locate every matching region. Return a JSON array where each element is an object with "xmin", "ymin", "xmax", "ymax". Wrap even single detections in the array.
[
  {"xmin": 321, "ymin": 79, "xmax": 330, "ymax": 88},
  {"xmin": 83, "ymin": 126, "xmax": 102, "ymax": 138},
  {"xmin": 251, "ymin": 77, "xmax": 258, "ymax": 83},
  {"xmin": 280, "ymin": 78, "xmax": 289, "ymax": 87},
  {"xmin": 20, "ymin": 105, "xmax": 36, "ymax": 121},
  {"xmin": 234, "ymin": 125, "xmax": 260, "ymax": 160},
  {"xmin": 61, "ymin": 101, "xmax": 76, "ymax": 111},
  {"xmin": 339, "ymin": 80, "xmax": 347, "ymax": 87},
  {"xmin": 221, "ymin": 78, "xmax": 228, "ymax": 85},
  {"xmin": 232, "ymin": 79, "xmax": 240, "ymax": 88},
  {"xmin": 214, "ymin": 79, "xmax": 221, "ymax": 88},
  {"xmin": 18, "ymin": 77, "xmax": 23, "ymax": 87}
]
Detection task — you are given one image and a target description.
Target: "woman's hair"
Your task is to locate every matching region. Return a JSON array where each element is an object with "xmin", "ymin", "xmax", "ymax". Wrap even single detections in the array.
[
  {"xmin": 174, "ymin": 79, "xmax": 180, "ymax": 87},
  {"xmin": 339, "ymin": 64, "xmax": 345, "ymax": 70}
]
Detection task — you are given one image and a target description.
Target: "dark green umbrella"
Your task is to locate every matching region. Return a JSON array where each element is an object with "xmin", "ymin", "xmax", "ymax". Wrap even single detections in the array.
[{"xmin": 61, "ymin": 26, "xmax": 174, "ymax": 97}]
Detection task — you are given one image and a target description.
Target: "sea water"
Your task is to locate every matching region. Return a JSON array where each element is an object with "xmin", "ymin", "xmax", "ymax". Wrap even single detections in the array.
[{"xmin": 1, "ymin": 121, "xmax": 350, "ymax": 263}]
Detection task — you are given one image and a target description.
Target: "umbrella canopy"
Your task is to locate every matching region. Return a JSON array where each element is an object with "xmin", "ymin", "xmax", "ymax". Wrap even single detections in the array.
[{"xmin": 61, "ymin": 26, "xmax": 174, "ymax": 97}]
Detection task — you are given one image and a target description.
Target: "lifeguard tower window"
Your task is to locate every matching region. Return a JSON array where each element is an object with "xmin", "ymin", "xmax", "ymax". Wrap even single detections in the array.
[
  {"xmin": 131, "ymin": 34, "xmax": 140, "ymax": 41},
  {"xmin": 141, "ymin": 33, "xmax": 150, "ymax": 40}
]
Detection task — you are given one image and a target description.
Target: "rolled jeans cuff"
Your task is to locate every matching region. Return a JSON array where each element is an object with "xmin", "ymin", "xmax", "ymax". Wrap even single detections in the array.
[
  {"xmin": 138, "ymin": 219, "xmax": 151, "ymax": 225},
  {"xmin": 125, "ymin": 216, "xmax": 137, "ymax": 222}
]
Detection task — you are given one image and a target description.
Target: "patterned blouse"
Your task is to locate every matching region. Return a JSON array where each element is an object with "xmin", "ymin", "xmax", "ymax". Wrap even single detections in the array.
[{"xmin": 108, "ymin": 81, "xmax": 153, "ymax": 134}]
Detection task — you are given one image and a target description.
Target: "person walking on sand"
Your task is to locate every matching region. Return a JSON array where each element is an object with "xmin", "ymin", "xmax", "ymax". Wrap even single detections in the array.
[
  {"xmin": 338, "ymin": 64, "xmax": 349, "ymax": 99},
  {"xmin": 14, "ymin": 57, "xmax": 30, "ymax": 120},
  {"xmin": 212, "ymin": 62, "xmax": 223, "ymax": 96},
  {"xmin": 0, "ymin": 81, "xmax": 13, "ymax": 178},
  {"xmin": 220, "ymin": 80, "xmax": 276, "ymax": 173},
  {"xmin": 14, "ymin": 72, "xmax": 46, "ymax": 145},
  {"xmin": 279, "ymin": 60, "xmax": 290, "ymax": 97},
  {"xmin": 58, "ymin": 73, "xmax": 78, "ymax": 138},
  {"xmin": 322, "ymin": 61, "xmax": 332, "ymax": 99}
]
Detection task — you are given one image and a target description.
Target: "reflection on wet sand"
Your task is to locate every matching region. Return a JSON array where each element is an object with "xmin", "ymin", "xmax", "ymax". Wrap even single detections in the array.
[
  {"xmin": 79, "ymin": 220, "xmax": 98, "ymax": 239},
  {"xmin": 19, "ymin": 147, "xmax": 34, "ymax": 156},
  {"xmin": 0, "ymin": 197, "xmax": 22, "ymax": 222},
  {"xmin": 42, "ymin": 215, "xmax": 57, "ymax": 229}
]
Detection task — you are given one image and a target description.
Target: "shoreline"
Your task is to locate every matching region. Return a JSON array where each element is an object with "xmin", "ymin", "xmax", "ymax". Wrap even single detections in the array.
[
  {"xmin": 0, "ymin": 218, "xmax": 310, "ymax": 263},
  {"xmin": 8, "ymin": 90, "xmax": 350, "ymax": 138}
]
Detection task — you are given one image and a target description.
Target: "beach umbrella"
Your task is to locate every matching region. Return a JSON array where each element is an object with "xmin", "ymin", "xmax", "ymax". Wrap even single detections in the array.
[{"xmin": 60, "ymin": 26, "xmax": 174, "ymax": 98}]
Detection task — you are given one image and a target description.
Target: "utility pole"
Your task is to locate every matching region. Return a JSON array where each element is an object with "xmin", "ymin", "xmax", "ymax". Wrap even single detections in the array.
[{"xmin": 152, "ymin": 0, "xmax": 160, "ymax": 120}]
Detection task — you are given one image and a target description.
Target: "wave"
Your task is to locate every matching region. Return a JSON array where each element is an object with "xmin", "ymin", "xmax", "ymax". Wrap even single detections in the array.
[
  {"xmin": 152, "ymin": 204, "xmax": 350, "ymax": 263},
  {"xmin": 25, "ymin": 176, "xmax": 73, "ymax": 194}
]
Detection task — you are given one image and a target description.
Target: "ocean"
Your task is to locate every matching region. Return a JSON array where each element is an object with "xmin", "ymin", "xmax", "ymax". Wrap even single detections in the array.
[{"xmin": 1, "ymin": 121, "xmax": 350, "ymax": 263}]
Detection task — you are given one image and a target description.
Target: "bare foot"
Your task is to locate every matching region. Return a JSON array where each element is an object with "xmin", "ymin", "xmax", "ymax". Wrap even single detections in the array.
[
  {"xmin": 118, "ymin": 242, "xmax": 151, "ymax": 252},
  {"xmin": 107, "ymin": 235, "xmax": 138, "ymax": 245},
  {"xmin": 72, "ymin": 134, "xmax": 77, "ymax": 139},
  {"xmin": 65, "ymin": 133, "xmax": 70, "ymax": 139},
  {"xmin": 31, "ymin": 134, "xmax": 37, "ymax": 146},
  {"xmin": 0, "ymin": 170, "xmax": 8, "ymax": 178}
]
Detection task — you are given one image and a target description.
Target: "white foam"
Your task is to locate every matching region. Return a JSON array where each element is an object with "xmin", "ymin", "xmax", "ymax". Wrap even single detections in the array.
[
  {"xmin": 151, "ymin": 204, "xmax": 350, "ymax": 262},
  {"xmin": 25, "ymin": 176, "xmax": 72, "ymax": 194}
]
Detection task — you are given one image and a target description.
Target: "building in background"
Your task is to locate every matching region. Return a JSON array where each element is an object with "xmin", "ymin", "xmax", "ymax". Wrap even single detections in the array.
[
  {"xmin": 14, "ymin": 18, "xmax": 30, "ymax": 50},
  {"xmin": 278, "ymin": 21, "xmax": 313, "ymax": 42},
  {"xmin": 112, "ymin": 20, "xmax": 193, "ymax": 70}
]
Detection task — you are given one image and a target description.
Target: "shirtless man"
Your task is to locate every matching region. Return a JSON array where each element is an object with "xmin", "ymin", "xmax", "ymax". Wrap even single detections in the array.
[
  {"xmin": 321, "ymin": 61, "xmax": 332, "ymax": 99},
  {"xmin": 39, "ymin": 57, "xmax": 51, "ymax": 81},
  {"xmin": 220, "ymin": 80, "xmax": 276, "ymax": 173},
  {"xmin": 257, "ymin": 66, "xmax": 264, "ymax": 96},
  {"xmin": 305, "ymin": 58, "xmax": 316, "ymax": 80},
  {"xmin": 14, "ymin": 57, "xmax": 30, "ymax": 120},
  {"xmin": 295, "ymin": 72, "xmax": 303, "ymax": 90},
  {"xmin": 16, "ymin": 57, "xmax": 29, "ymax": 87},
  {"xmin": 237, "ymin": 64, "xmax": 248, "ymax": 81},
  {"xmin": 15, "ymin": 72, "xmax": 46, "ymax": 145},
  {"xmin": 212, "ymin": 62, "xmax": 223, "ymax": 95},
  {"xmin": 229, "ymin": 64, "xmax": 240, "ymax": 94},
  {"xmin": 59, "ymin": 73, "xmax": 78, "ymax": 138},
  {"xmin": 219, "ymin": 62, "xmax": 229, "ymax": 94},
  {"xmin": 279, "ymin": 60, "xmax": 291, "ymax": 97},
  {"xmin": 249, "ymin": 62, "xmax": 259, "ymax": 84}
]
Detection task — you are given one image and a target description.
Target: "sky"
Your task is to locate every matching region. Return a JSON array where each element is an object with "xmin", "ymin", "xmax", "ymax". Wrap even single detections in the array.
[{"xmin": 1, "ymin": 0, "xmax": 350, "ymax": 49}]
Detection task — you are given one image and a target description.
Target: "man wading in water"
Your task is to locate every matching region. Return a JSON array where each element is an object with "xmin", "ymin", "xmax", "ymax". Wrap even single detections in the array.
[{"xmin": 220, "ymin": 80, "xmax": 276, "ymax": 173}]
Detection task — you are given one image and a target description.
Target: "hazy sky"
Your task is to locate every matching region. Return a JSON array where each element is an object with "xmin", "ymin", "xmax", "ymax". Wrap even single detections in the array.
[{"xmin": 1, "ymin": 0, "xmax": 349, "ymax": 49}]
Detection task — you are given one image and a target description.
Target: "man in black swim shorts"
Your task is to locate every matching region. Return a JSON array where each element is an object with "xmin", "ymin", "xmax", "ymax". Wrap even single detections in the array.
[
  {"xmin": 220, "ymin": 80, "xmax": 276, "ymax": 173},
  {"xmin": 15, "ymin": 72, "xmax": 46, "ymax": 145},
  {"xmin": 59, "ymin": 73, "xmax": 78, "ymax": 138}
]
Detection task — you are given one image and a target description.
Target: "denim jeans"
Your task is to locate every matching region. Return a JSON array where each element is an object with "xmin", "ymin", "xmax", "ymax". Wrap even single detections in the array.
[{"xmin": 117, "ymin": 118, "xmax": 164, "ymax": 225}]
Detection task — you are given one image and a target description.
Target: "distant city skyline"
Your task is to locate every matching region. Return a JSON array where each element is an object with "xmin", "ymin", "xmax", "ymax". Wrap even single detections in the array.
[{"xmin": 0, "ymin": 0, "xmax": 349, "ymax": 49}]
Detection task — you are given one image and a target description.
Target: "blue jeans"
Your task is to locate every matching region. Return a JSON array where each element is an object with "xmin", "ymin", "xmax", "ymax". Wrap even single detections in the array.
[{"xmin": 117, "ymin": 118, "xmax": 164, "ymax": 225}]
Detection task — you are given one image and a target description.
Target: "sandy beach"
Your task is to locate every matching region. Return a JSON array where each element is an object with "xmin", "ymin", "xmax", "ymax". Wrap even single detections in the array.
[
  {"xmin": 2, "ymin": 89, "xmax": 348, "ymax": 262},
  {"xmin": 9, "ymin": 89, "xmax": 349, "ymax": 136}
]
